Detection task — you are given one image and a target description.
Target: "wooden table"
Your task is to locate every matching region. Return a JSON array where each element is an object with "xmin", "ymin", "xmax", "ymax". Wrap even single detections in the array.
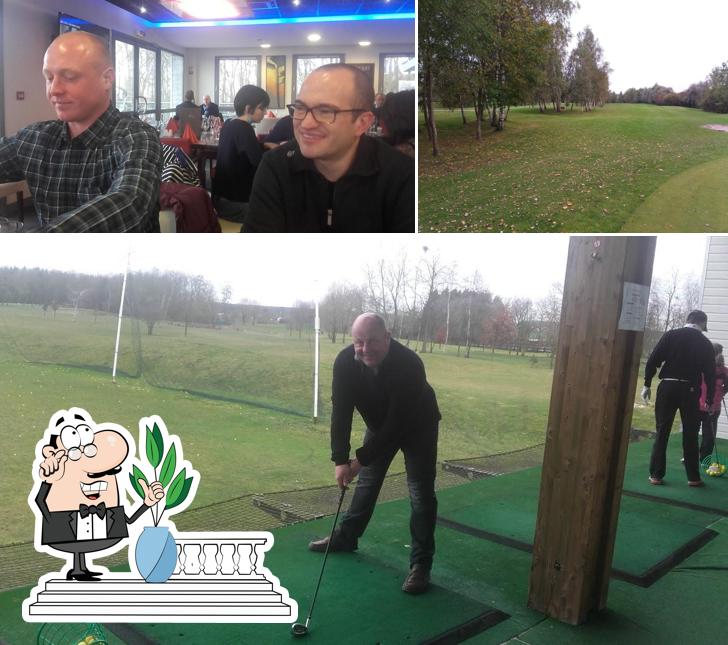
[
  {"xmin": 0, "ymin": 180, "xmax": 29, "ymax": 223},
  {"xmin": 191, "ymin": 141, "xmax": 218, "ymax": 188}
]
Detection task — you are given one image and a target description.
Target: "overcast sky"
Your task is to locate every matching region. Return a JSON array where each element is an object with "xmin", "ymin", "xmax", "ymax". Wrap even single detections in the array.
[
  {"xmin": 569, "ymin": 0, "xmax": 728, "ymax": 93},
  {"xmin": 0, "ymin": 235, "xmax": 708, "ymax": 307}
]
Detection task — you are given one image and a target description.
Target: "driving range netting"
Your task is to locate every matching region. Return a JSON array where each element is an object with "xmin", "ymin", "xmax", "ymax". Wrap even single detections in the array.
[{"xmin": 0, "ymin": 302, "xmax": 319, "ymax": 419}]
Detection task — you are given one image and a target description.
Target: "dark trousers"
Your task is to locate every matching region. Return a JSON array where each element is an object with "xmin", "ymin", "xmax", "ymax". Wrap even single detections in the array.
[
  {"xmin": 337, "ymin": 426, "xmax": 438, "ymax": 569},
  {"xmin": 649, "ymin": 380, "xmax": 701, "ymax": 481},
  {"xmin": 699, "ymin": 412, "xmax": 720, "ymax": 461}
]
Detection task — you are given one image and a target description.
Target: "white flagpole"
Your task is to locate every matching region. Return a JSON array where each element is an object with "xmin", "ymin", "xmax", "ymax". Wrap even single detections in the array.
[
  {"xmin": 313, "ymin": 298, "xmax": 320, "ymax": 423},
  {"xmin": 112, "ymin": 249, "xmax": 131, "ymax": 384}
]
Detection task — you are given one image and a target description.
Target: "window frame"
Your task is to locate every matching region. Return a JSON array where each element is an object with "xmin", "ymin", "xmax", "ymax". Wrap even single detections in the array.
[
  {"xmin": 214, "ymin": 56, "xmax": 262, "ymax": 112},
  {"xmin": 111, "ymin": 31, "xmax": 184, "ymax": 122},
  {"xmin": 291, "ymin": 54, "xmax": 345, "ymax": 101},
  {"xmin": 378, "ymin": 52, "xmax": 416, "ymax": 94}
]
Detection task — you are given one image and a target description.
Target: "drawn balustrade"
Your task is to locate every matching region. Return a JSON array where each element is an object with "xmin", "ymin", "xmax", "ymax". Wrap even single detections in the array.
[{"xmin": 173, "ymin": 532, "xmax": 270, "ymax": 578}]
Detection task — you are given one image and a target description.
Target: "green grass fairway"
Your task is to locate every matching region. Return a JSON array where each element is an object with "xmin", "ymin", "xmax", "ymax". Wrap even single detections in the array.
[
  {"xmin": 419, "ymin": 104, "xmax": 728, "ymax": 232},
  {"xmin": 622, "ymin": 157, "xmax": 728, "ymax": 231}
]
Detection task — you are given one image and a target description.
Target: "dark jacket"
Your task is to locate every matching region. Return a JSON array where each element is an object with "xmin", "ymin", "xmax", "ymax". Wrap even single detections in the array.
[
  {"xmin": 330, "ymin": 339, "xmax": 441, "ymax": 466},
  {"xmin": 35, "ymin": 482, "xmax": 147, "ymax": 545},
  {"xmin": 244, "ymin": 136, "xmax": 414, "ymax": 232},
  {"xmin": 213, "ymin": 119, "xmax": 262, "ymax": 203},
  {"xmin": 644, "ymin": 326, "xmax": 716, "ymax": 402},
  {"xmin": 201, "ymin": 102, "xmax": 221, "ymax": 118}
]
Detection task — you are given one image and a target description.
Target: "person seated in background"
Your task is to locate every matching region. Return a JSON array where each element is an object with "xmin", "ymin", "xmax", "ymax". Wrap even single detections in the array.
[
  {"xmin": 245, "ymin": 64, "xmax": 414, "ymax": 233},
  {"xmin": 174, "ymin": 90, "xmax": 197, "ymax": 119},
  {"xmin": 200, "ymin": 95, "xmax": 221, "ymax": 119},
  {"xmin": 211, "ymin": 85, "xmax": 269, "ymax": 222},
  {"xmin": 0, "ymin": 31, "xmax": 161, "ymax": 232},
  {"xmin": 379, "ymin": 90, "xmax": 415, "ymax": 158},
  {"xmin": 263, "ymin": 105, "xmax": 294, "ymax": 150}
]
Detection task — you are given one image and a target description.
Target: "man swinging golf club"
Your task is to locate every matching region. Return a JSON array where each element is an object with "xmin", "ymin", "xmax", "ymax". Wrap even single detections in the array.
[{"xmin": 308, "ymin": 313, "xmax": 441, "ymax": 594}]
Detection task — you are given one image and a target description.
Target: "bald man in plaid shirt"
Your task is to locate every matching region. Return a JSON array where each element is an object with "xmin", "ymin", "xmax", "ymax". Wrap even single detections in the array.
[{"xmin": 0, "ymin": 32, "xmax": 161, "ymax": 232}]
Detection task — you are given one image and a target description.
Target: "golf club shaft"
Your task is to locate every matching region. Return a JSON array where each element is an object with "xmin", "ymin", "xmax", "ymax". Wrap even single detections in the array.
[{"xmin": 305, "ymin": 486, "xmax": 347, "ymax": 625}]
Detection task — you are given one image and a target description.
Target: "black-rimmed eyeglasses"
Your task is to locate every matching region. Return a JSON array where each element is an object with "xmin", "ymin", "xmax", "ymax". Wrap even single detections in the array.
[{"xmin": 287, "ymin": 102, "xmax": 367, "ymax": 125}]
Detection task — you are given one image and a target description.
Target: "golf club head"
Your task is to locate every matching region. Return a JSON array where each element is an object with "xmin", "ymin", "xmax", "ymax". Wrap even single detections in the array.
[{"xmin": 291, "ymin": 622, "xmax": 309, "ymax": 637}]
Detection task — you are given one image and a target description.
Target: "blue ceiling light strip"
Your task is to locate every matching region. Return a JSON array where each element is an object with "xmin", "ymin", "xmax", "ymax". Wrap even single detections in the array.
[{"xmin": 150, "ymin": 12, "xmax": 415, "ymax": 28}]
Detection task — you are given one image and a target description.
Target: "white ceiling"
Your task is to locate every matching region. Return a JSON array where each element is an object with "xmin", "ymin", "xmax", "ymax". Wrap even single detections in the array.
[{"xmin": 145, "ymin": 17, "xmax": 414, "ymax": 49}]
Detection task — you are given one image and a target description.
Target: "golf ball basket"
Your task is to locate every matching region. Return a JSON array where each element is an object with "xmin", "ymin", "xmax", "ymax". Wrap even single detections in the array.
[
  {"xmin": 37, "ymin": 623, "xmax": 107, "ymax": 645},
  {"xmin": 702, "ymin": 455, "xmax": 726, "ymax": 477}
]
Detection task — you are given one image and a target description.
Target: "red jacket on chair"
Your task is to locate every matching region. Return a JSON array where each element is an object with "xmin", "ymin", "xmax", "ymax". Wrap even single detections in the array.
[{"xmin": 159, "ymin": 183, "xmax": 221, "ymax": 233}]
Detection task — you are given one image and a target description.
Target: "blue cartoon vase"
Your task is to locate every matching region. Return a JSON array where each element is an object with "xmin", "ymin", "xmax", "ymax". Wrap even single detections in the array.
[{"xmin": 135, "ymin": 526, "xmax": 177, "ymax": 583}]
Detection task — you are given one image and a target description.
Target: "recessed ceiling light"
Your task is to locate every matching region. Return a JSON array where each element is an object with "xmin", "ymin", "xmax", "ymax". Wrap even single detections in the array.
[
  {"xmin": 178, "ymin": 0, "xmax": 239, "ymax": 19},
  {"xmin": 261, "ymin": 43, "xmax": 271, "ymax": 48},
  {"xmin": 140, "ymin": 4, "xmax": 147, "ymax": 13},
  {"xmin": 358, "ymin": 40, "xmax": 371, "ymax": 47},
  {"xmin": 293, "ymin": 0, "xmax": 301, "ymax": 6},
  {"xmin": 307, "ymin": 33, "xmax": 321, "ymax": 42}
]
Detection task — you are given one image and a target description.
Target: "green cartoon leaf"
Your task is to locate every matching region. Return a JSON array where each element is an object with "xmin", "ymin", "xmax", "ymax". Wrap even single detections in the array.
[
  {"xmin": 165, "ymin": 477, "xmax": 193, "ymax": 511},
  {"xmin": 130, "ymin": 465, "xmax": 148, "ymax": 499},
  {"xmin": 165, "ymin": 467, "xmax": 187, "ymax": 508},
  {"xmin": 152, "ymin": 422, "xmax": 164, "ymax": 461},
  {"xmin": 146, "ymin": 426, "xmax": 161, "ymax": 468},
  {"xmin": 159, "ymin": 443, "xmax": 177, "ymax": 488}
]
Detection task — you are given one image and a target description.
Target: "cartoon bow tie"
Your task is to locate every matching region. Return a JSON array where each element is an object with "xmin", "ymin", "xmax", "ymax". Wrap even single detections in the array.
[{"xmin": 79, "ymin": 503, "xmax": 106, "ymax": 519}]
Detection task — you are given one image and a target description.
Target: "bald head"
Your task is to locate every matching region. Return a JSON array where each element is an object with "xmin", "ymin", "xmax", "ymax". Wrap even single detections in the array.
[
  {"xmin": 352, "ymin": 313, "xmax": 391, "ymax": 369},
  {"xmin": 43, "ymin": 31, "xmax": 114, "ymax": 137},
  {"xmin": 47, "ymin": 31, "xmax": 112, "ymax": 72}
]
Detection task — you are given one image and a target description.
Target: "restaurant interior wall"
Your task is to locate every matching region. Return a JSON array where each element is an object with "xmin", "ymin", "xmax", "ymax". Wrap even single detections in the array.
[
  {"xmin": 2, "ymin": 0, "xmax": 185, "ymax": 135},
  {"xmin": 192, "ymin": 45, "xmax": 413, "ymax": 116}
]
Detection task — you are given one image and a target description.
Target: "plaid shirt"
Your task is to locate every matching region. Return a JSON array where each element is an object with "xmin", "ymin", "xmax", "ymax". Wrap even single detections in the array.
[{"xmin": 0, "ymin": 106, "xmax": 162, "ymax": 232}]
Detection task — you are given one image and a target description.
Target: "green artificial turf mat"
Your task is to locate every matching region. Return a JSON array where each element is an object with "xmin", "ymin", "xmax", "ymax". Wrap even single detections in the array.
[
  {"xmin": 436, "ymin": 467, "xmax": 719, "ymax": 582},
  {"xmin": 623, "ymin": 437, "xmax": 728, "ymax": 514},
  {"xmin": 131, "ymin": 516, "xmax": 506, "ymax": 644},
  {"xmin": 516, "ymin": 517, "xmax": 728, "ymax": 644}
]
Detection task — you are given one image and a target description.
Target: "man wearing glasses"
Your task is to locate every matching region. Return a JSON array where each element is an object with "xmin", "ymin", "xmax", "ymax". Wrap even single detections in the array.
[{"xmin": 244, "ymin": 64, "xmax": 414, "ymax": 232}]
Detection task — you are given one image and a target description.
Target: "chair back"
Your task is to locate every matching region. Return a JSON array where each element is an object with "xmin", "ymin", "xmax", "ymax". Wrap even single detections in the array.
[{"xmin": 177, "ymin": 107, "xmax": 202, "ymax": 139}]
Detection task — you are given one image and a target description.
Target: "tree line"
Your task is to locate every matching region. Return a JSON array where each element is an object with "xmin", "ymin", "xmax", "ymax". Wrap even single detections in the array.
[
  {"xmin": 420, "ymin": 0, "xmax": 610, "ymax": 155},
  {"xmin": 0, "ymin": 259, "xmax": 700, "ymax": 361},
  {"xmin": 608, "ymin": 61, "xmax": 728, "ymax": 113}
]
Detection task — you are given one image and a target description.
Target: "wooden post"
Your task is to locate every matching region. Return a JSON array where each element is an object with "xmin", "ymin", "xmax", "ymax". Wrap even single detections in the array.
[{"xmin": 527, "ymin": 236, "xmax": 656, "ymax": 625}]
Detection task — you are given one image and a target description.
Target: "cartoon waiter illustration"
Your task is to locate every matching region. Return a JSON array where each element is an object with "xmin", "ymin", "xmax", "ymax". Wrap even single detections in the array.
[{"xmin": 31, "ymin": 408, "xmax": 164, "ymax": 581}]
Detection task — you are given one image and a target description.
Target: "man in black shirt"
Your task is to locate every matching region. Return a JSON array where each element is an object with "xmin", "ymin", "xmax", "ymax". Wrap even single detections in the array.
[
  {"xmin": 174, "ymin": 90, "xmax": 197, "ymax": 119},
  {"xmin": 642, "ymin": 310, "xmax": 716, "ymax": 486},
  {"xmin": 245, "ymin": 64, "xmax": 414, "ymax": 232},
  {"xmin": 308, "ymin": 313, "xmax": 441, "ymax": 594}
]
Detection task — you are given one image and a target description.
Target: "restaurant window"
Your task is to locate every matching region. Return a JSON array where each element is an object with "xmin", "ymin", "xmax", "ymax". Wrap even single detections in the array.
[
  {"xmin": 292, "ymin": 55, "xmax": 344, "ymax": 100},
  {"xmin": 137, "ymin": 46, "xmax": 157, "ymax": 117},
  {"xmin": 114, "ymin": 40, "xmax": 135, "ymax": 114},
  {"xmin": 216, "ymin": 57, "xmax": 261, "ymax": 113},
  {"xmin": 379, "ymin": 54, "xmax": 416, "ymax": 93},
  {"xmin": 160, "ymin": 50, "xmax": 184, "ymax": 116}
]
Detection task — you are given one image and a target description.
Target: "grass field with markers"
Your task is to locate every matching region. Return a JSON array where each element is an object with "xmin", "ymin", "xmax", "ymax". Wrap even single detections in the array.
[
  {"xmin": 419, "ymin": 103, "xmax": 728, "ymax": 232},
  {"xmin": 0, "ymin": 304, "xmax": 655, "ymax": 545}
]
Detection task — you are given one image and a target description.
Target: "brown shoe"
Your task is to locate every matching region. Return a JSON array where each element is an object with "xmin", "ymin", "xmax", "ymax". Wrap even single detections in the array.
[
  {"xmin": 688, "ymin": 480, "xmax": 705, "ymax": 488},
  {"xmin": 648, "ymin": 477, "xmax": 663, "ymax": 485},
  {"xmin": 402, "ymin": 564, "xmax": 430, "ymax": 594},
  {"xmin": 307, "ymin": 534, "xmax": 357, "ymax": 553}
]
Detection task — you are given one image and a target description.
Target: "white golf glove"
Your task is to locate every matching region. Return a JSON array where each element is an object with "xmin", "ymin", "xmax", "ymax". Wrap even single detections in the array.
[{"xmin": 641, "ymin": 386, "xmax": 651, "ymax": 403}]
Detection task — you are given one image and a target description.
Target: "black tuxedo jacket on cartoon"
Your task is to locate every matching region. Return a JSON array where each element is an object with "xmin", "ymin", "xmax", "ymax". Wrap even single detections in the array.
[{"xmin": 35, "ymin": 482, "xmax": 148, "ymax": 546}]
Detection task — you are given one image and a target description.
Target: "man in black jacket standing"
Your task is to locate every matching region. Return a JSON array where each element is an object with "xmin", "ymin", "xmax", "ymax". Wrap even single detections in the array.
[
  {"xmin": 642, "ymin": 310, "xmax": 715, "ymax": 486},
  {"xmin": 309, "ymin": 313, "xmax": 441, "ymax": 594}
]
